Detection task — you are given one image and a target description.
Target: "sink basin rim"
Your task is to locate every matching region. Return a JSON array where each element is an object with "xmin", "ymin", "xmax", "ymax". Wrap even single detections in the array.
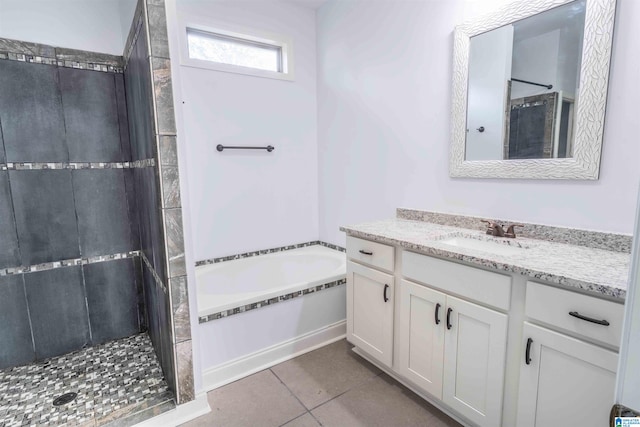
[{"xmin": 436, "ymin": 234, "xmax": 532, "ymax": 256}]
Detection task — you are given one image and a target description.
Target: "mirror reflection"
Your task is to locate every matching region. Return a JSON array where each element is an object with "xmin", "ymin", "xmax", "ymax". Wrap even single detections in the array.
[{"xmin": 465, "ymin": 0, "xmax": 586, "ymax": 161}]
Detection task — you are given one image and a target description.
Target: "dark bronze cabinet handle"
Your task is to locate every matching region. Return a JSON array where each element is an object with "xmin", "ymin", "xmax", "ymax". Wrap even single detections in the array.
[
  {"xmin": 359, "ymin": 250, "xmax": 373, "ymax": 255},
  {"xmin": 383, "ymin": 284, "xmax": 389, "ymax": 302},
  {"xmin": 435, "ymin": 303, "xmax": 441, "ymax": 325},
  {"xmin": 446, "ymin": 308, "xmax": 453, "ymax": 330},
  {"xmin": 525, "ymin": 338, "xmax": 533, "ymax": 365},
  {"xmin": 569, "ymin": 311, "xmax": 610, "ymax": 326}
]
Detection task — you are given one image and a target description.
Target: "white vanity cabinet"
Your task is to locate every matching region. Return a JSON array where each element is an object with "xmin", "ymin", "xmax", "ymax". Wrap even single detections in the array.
[
  {"xmin": 345, "ymin": 234, "xmax": 624, "ymax": 427},
  {"xmin": 346, "ymin": 237, "xmax": 395, "ymax": 367},
  {"xmin": 398, "ymin": 280, "xmax": 509, "ymax": 426},
  {"xmin": 397, "ymin": 280, "xmax": 446, "ymax": 398},
  {"xmin": 516, "ymin": 282, "xmax": 624, "ymax": 427},
  {"xmin": 442, "ymin": 295, "xmax": 508, "ymax": 426},
  {"xmin": 400, "ymin": 252, "xmax": 510, "ymax": 427},
  {"xmin": 516, "ymin": 323, "xmax": 618, "ymax": 427}
]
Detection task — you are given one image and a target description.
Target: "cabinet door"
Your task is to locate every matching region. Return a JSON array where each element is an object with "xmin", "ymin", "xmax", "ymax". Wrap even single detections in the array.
[
  {"xmin": 397, "ymin": 279, "xmax": 446, "ymax": 399},
  {"xmin": 443, "ymin": 295, "xmax": 508, "ymax": 427},
  {"xmin": 347, "ymin": 261, "xmax": 394, "ymax": 367},
  {"xmin": 516, "ymin": 322, "xmax": 618, "ymax": 427}
]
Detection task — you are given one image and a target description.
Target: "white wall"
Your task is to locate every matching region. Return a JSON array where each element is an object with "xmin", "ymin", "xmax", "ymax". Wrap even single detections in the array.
[
  {"xmin": 177, "ymin": 0, "xmax": 319, "ymax": 262},
  {"xmin": 118, "ymin": 0, "xmax": 139, "ymax": 49},
  {"xmin": 0, "ymin": 0, "xmax": 136, "ymax": 55},
  {"xmin": 511, "ymin": 24, "xmax": 583, "ymax": 101},
  {"xmin": 317, "ymin": 0, "xmax": 640, "ymax": 246},
  {"xmin": 557, "ymin": 18, "xmax": 584, "ymax": 101},
  {"xmin": 617, "ymin": 188, "xmax": 640, "ymax": 410},
  {"xmin": 511, "ymin": 30, "xmax": 560, "ymax": 99},
  {"xmin": 164, "ymin": 0, "xmax": 205, "ymax": 396}
]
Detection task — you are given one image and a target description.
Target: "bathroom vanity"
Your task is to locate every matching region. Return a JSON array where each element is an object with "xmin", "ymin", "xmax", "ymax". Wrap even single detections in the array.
[{"xmin": 342, "ymin": 210, "xmax": 629, "ymax": 427}]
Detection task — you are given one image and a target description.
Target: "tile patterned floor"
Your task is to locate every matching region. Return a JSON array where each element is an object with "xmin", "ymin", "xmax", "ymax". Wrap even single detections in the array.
[
  {"xmin": 0, "ymin": 333, "xmax": 173, "ymax": 427},
  {"xmin": 183, "ymin": 339, "xmax": 462, "ymax": 427}
]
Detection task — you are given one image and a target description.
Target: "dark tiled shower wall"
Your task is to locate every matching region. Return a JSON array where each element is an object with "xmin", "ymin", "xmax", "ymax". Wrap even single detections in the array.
[
  {"xmin": 124, "ymin": 0, "xmax": 195, "ymax": 404},
  {"xmin": 125, "ymin": 3, "xmax": 177, "ymax": 398},
  {"xmin": 0, "ymin": 59, "xmax": 144, "ymax": 369}
]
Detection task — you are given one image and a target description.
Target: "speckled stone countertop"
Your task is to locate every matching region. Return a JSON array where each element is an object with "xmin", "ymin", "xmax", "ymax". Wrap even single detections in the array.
[{"xmin": 340, "ymin": 218, "xmax": 631, "ymax": 301}]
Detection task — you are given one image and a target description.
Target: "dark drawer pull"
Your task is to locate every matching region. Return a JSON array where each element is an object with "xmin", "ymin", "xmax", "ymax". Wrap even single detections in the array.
[
  {"xmin": 383, "ymin": 284, "xmax": 389, "ymax": 302},
  {"xmin": 569, "ymin": 311, "xmax": 610, "ymax": 326},
  {"xmin": 446, "ymin": 308, "xmax": 453, "ymax": 330},
  {"xmin": 359, "ymin": 250, "xmax": 373, "ymax": 255},
  {"xmin": 525, "ymin": 338, "xmax": 533, "ymax": 365},
  {"xmin": 435, "ymin": 303, "xmax": 441, "ymax": 325}
]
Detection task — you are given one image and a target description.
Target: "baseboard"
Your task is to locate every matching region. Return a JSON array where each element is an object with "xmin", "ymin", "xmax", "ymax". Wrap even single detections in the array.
[
  {"xmin": 203, "ymin": 320, "xmax": 346, "ymax": 391},
  {"xmin": 132, "ymin": 392, "xmax": 210, "ymax": 427}
]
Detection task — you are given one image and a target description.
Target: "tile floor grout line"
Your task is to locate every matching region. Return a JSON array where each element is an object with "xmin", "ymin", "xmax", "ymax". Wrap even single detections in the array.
[
  {"xmin": 184, "ymin": 341, "xmax": 460, "ymax": 427},
  {"xmin": 276, "ymin": 410, "xmax": 318, "ymax": 427},
  {"xmin": 269, "ymin": 368, "xmax": 316, "ymax": 426},
  {"xmin": 308, "ymin": 408, "xmax": 324, "ymax": 426},
  {"xmin": 304, "ymin": 368, "xmax": 385, "ymax": 413}
]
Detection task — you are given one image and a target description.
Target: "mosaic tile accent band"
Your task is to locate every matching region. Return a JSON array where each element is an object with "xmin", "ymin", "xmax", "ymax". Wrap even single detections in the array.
[
  {"xmin": 199, "ymin": 278, "xmax": 347, "ymax": 324},
  {"xmin": 397, "ymin": 208, "xmax": 633, "ymax": 253},
  {"xmin": 0, "ymin": 333, "xmax": 173, "ymax": 427},
  {"xmin": 195, "ymin": 241, "xmax": 346, "ymax": 266},
  {"xmin": 141, "ymin": 251, "xmax": 168, "ymax": 295},
  {"xmin": 0, "ymin": 251, "xmax": 140, "ymax": 277},
  {"xmin": 0, "ymin": 159, "xmax": 155, "ymax": 171},
  {"xmin": 0, "ymin": 38, "xmax": 124, "ymax": 73}
]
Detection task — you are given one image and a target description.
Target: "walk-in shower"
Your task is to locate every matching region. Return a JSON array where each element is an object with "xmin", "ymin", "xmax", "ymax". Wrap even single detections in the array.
[{"xmin": 0, "ymin": 0, "xmax": 193, "ymax": 424}]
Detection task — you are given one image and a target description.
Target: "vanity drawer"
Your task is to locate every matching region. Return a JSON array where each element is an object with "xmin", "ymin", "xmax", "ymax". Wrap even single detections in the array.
[
  {"xmin": 402, "ymin": 251, "xmax": 511, "ymax": 311},
  {"xmin": 347, "ymin": 236, "xmax": 395, "ymax": 272},
  {"xmin": 525, "ymin": 281, "xmax": 624, "ymax": 348}
]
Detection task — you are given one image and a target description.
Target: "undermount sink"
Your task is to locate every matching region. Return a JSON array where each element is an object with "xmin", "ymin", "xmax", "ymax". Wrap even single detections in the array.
[{"xmin": 438, "ymin": 235, "xmax": 531, "ymax": 256}]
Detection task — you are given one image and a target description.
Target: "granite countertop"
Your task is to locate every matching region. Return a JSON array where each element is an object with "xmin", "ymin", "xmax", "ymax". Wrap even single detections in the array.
[{"xmin": 340, "ymin": 218, "xmax": 631, "ymax": 301}]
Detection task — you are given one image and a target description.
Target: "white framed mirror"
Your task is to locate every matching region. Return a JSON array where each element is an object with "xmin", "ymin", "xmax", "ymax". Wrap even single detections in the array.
[{"xmin": 449, "ymin": 0, "xmax": 616, "ymax": 179}]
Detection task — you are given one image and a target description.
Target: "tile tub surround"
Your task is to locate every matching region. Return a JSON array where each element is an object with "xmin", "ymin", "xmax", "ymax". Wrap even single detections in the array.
[
  {"xmin": 397, "ymin": 208, "xmax": 633, "ymax": 253},
  {"xmin": 340, "ymin": 218, "xmax": 630, "ymax": 300},
  {"xmin": 123, "ymin": 0, "xmax": 194, "ymax": 405},
  {"xmin": 198, "ymin": 278, "xmax": 347, "ymax": 324},
  {"xmin": 195, "ymin": 241, "xmax": 346, "ymax": 266},
  {"xmin": 197, "ymin": 242, "xmax": 347, "ymax": 323},
  {"xmin": 0, "ymin": 333, "xmax": 174, "ymax": 427}
]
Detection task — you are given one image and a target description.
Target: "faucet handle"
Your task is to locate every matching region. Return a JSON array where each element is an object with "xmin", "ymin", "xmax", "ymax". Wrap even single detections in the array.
[
  {"xmin": 480, "ymin": 220, "xmax": 493, "ymax": 232},
  {"xmin": 505, "ymin": 224, "xmax": 524, "ymax": 238},
  {"xmin": 481, "ymin": 220, "xmax": 505, "ymax": 237}
]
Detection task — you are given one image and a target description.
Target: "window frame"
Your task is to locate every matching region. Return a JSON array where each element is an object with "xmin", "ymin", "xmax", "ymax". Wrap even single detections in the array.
[{"xmin": 179, "ymin": 17, "xmax": 295, "ymax": 81}]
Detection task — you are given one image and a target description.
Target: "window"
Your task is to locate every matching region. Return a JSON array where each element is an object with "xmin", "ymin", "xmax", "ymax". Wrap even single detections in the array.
[
  {"xmin": 187, "ymin": 29, "xmax": 282, "ymax": 72},
  {"xmin": 181, "ymin": 23, "xmax": 294, "ymax": 81}
]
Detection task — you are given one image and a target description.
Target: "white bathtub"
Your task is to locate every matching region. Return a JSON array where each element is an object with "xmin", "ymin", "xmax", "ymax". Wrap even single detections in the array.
[
  {"xmin": 196, "ymin": 245, "xmax": 346, "ymax": 318},
  {"xmin": 197, "ymin": 244, "xmax": 348, "ymax": 390}
]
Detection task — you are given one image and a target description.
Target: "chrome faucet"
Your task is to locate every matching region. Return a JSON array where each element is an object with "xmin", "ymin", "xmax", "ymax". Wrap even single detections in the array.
[{"xmin": 481, "ymin": 221, "xmax": 524, "ymax": 238}]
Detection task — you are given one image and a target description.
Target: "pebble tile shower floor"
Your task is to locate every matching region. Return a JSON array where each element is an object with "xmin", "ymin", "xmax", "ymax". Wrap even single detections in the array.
[{"xmin": 0, "ymin": 333, "xmax": 173, "ymax": 426}]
